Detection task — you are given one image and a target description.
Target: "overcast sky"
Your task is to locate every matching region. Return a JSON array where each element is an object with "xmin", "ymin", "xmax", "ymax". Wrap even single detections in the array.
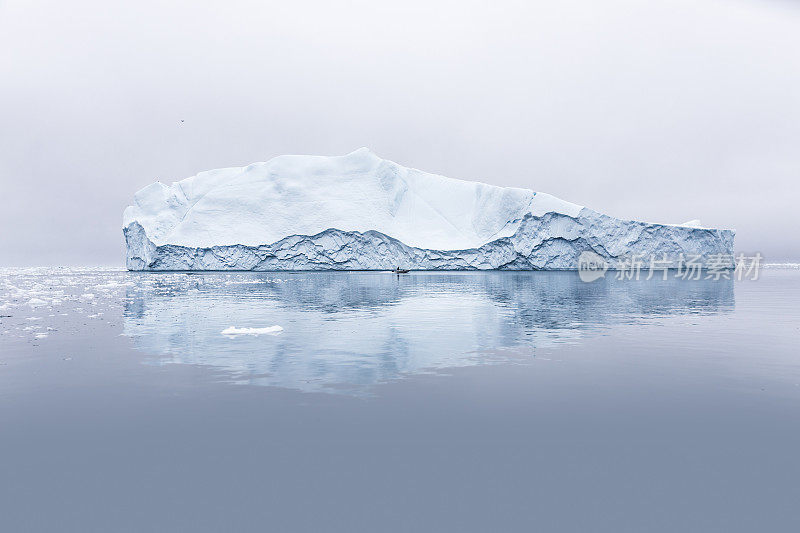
[{"xmin": 1, "ymin": 0, "xmax": 799, "ymax": 266}]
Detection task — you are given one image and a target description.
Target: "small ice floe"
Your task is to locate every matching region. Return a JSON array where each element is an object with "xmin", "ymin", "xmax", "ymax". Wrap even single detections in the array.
[
  {"xmin": 79, "ymin": 293, "xmax": 95, "ymax": 301},
  {"xmin": 93, "ymin": 281, "xmax": 132, "ymax": 291},
  {"xmin": 763, "ymin": 262, "xmax": 800, "ymax": 269},
  {"xmin": 221, "ymin": 325, "xmax": 283, "ymax": 337},
  {"xmin": 27, "ymin": 298, "xmax": 47, "ymax": 307},
  {"xmin": 34, "ymin": 332, "xmax": 48, "ymax": 339}
]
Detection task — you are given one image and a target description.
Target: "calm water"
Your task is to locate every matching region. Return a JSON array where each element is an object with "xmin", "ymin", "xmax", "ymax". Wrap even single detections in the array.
[{"xmin": 1, "ymin": 268, "xmax": 799, "ymax": 532}]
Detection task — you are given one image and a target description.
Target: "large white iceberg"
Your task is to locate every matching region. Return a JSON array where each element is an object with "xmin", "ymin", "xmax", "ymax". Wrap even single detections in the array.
[{"xmin": 123, "ymin": 148, "xmax": 734, "ymax": 270}]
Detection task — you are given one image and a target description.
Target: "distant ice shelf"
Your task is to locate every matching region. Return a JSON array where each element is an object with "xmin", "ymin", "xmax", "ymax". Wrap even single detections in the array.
[{"xmin": 123, "ymin": 148, "xmax": 734, "ymax": 270}]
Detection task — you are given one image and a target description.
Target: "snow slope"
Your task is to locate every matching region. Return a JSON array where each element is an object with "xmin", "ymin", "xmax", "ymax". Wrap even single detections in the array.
[{"xmin": 123, "ymin": 149, "xmax": 734, "ymax": 271}]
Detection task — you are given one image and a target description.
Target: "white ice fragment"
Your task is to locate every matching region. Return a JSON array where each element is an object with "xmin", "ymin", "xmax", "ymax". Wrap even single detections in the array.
[
  {"xmin": 93, "ymin": 281, "xmax": 132, "ymax": 291},
  {"xmin": 221, "ymin": 325, "xmax": 284, "ymax": 337}
]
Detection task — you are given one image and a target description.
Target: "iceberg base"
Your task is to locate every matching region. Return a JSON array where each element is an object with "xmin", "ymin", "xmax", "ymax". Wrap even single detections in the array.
[{"xmin": 125, "ymin": 210, "xmax": 735, "ymax": 271}]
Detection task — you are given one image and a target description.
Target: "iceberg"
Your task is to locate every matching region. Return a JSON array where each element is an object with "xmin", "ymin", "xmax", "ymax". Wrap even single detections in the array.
[{"xmin": 123, "ymin": 148, "xmax": 734, "ymax": 271}]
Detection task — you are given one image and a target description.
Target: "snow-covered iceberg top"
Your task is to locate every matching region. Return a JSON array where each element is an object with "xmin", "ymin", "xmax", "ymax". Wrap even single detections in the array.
[
  {"xmin": 124, "ymin": 148, "xmax": 585, "ymax": 251},
  {"xmin": 123, "ymin": 149, "xmax": 733, "ymax": 271}
]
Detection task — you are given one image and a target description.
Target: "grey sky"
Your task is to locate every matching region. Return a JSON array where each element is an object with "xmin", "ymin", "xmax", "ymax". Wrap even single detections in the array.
[{"xmin": 1, "ymin": 0, "xmax": 799, "ymax": 266}]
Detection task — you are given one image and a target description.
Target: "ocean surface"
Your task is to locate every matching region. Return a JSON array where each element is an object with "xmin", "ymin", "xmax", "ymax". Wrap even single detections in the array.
[{"xmin": 1, "ymin": 267, "xmax": 799, "ymax": 532}]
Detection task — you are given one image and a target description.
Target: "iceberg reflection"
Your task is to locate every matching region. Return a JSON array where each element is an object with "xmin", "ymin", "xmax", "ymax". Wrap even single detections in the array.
[{"xmin": 122, "ymin": 271, "xmax": 734, "ymax": 394}]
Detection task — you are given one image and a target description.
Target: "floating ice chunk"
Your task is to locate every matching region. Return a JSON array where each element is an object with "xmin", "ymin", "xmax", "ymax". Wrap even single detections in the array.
[
  {"xmin": 27, "ymin": 298, "xmax": 47, "ymax": 307},
  {"xmin": 221, "ymin": 325, "xmax": 284, "ymax": 337},
  {"xmin": 93, "ymin": 281, "xmax": 132, "ymax": 291},
  {"xmin": 763, "ymin": 263, "xmax": 800, "ymax": 269},
  {"xmin": 123, "ymin": 149, "xmax": 735, "ymax": 271}
]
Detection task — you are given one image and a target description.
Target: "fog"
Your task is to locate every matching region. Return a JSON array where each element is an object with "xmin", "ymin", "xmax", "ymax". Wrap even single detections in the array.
[{"xmin": 1, "ymin": 0, "xmax": 798, "ymax": 265}]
